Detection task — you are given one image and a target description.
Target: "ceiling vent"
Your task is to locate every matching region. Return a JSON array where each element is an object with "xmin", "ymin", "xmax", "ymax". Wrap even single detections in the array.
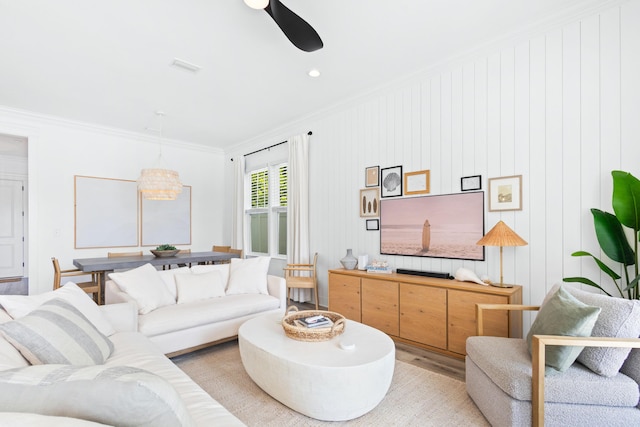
[{"xmin": 171, "ymin": 58, "xmax": 202, "ymax": 73}]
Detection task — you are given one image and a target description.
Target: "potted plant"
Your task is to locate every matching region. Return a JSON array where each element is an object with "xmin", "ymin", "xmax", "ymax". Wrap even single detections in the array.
[
  {"xmin": 150, "ymin": 244, "xmax": 179, "ymax": 258},
  {"xmin": 564, "ymin": 171, "xmax": 640, "ymax": 299}
]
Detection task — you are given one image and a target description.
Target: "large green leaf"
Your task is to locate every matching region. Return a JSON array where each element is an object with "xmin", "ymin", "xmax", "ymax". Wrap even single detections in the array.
[
  {"xmin": 571, "ymin": 250, "xmax": 621, "ymax": 280},
  {"xmin": 591, "ymin": 209, "xmax": 635, "ymax": 265},
  {"xmin": 612, "ymin": 171, "xmax": 640, "ymax": 231},
  {"xmin": 563, "ymin": 277, "xmax": 612, "ymax": 296}
]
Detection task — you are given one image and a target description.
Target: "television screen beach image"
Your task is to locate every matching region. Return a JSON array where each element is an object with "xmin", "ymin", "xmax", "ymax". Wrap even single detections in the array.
[{"xmin": 380, "ymin": 191, "xmax": 485, "ymax": 261}]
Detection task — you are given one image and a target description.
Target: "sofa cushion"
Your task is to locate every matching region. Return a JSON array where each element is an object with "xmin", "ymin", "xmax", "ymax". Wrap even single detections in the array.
[
  {"xmin": 0, "ymin": 364, "xmax": 195, "ymax": 427},
  {"xmin": 620, "ymin": 349, "xmax": 640, "ymax": 408},
  {"xmin": 466, "ymin": 336, "xmax": 639, "ymax": 406},
  {"xmin": 0, "ymin": 299, "xmax": 113, "ymax": 365},
  {"xmin": 158, "ymin": 267, "xmax": 191, "ymax": 300},
  {"xmin": 0, "ymin": 282, "xmax": 115, "ymax": 336},
  {"xmin": 548, "ymin": 284, "xmax": 640, "ymax": 377},
  {"xmin": 527, "ymin": 286, "xmax": 601, "ymax": 372},
  {"xmin": 0, "ymin": 309, "xmax": 29, "ymax": 371},
  {"xmin": 109, "ymin": 264, "xmax": 175, "ymax": 314},
  {"xmin": 226, "ymin": 256, "xmax": 270, "ymax": 295},
  {"xmin": 190, "ymin": 264, "xmax": 230, "ymax": 289},
  {"xmin": 174, "ymin": 271, "xmax": 225, "ymax": 304},
  {"xmin": 138, "ymin": 294, "xmax": 280, "ymax": 337}
]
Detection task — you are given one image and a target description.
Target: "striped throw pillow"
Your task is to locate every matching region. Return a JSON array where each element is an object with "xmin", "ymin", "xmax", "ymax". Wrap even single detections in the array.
[
  {"xmin": 0, "ymin": 299, "xmax": 113, "ymax": 365},
  {"xmin": 0, "ymin": 364, "xmax": 195, "ymax": 427}
]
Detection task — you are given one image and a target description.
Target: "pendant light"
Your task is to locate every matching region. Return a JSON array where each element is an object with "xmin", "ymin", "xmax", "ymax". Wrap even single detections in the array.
[{"xmin": 137, "ymin": 111, "xmax": 183, "ymax": 201}]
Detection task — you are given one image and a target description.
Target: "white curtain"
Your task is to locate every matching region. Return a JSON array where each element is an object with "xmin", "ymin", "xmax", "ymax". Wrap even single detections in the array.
[
  {"xmin": 231, "ymin": 156, "xmax": 245, "ymax": 250},
  {"xmin": 287, "ymin": 133, "xmax": 311, "ymax": 302}
]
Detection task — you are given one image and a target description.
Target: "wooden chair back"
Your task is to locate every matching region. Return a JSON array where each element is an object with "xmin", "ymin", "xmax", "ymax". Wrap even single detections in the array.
[
  {"xmin": 212, "ymin": 245, "xmax": 231, "ymax": 252},
  {"xmin": 51, "ymin": 257, "xmax": 102, "ymax": 304},
  {"xmin": 108, "ymin": 251, "xmax": 143, "ymax": 257},
  {"xmin": 283, "ymin": 253, "xmax": 319, "ymax": 309}
]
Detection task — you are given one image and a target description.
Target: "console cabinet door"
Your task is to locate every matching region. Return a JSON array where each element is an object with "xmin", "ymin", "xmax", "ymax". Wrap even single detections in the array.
[
  {"xmin": 448, "ymin": 289, "xmax": 509, "ymax": 355},
  {"xmin": 399, "ymin": 283, "xmax": 447, "ymax": 349},
  {"xmin": 361, "ymin": 278, "xmax": 399, "ymax": 336},
  {"xmin": 328, "ymin": 272, "xmax": 361, "ymax": 321}
]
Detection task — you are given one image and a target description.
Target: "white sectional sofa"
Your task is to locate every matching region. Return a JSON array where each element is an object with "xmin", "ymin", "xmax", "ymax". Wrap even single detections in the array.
[
  {"xmin": 105, "ymin": 256, "xmax": 286, "ymax": 355},
  {"xmin": 0, "ymin": 283, "xmax": 245, "ymax": 426}
]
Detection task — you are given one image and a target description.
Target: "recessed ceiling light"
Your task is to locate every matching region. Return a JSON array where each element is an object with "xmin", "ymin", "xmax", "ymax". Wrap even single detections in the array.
[
  {"xmin": 171, "ymin": 58, "xmax": 202, "ymax": 73},
  {"xmin": 308, "ymin": 69, "xmax": 321, "ymax": 78}
]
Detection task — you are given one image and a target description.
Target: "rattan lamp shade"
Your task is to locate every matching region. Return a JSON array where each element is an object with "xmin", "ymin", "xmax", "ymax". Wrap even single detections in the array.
[
  {"xmin": 137, "ymin": 167, "xmax": 183, "ymax": 201},
  {"xmin": 476, "ymin": 221, "xmax": 527, "ymax": 287}
]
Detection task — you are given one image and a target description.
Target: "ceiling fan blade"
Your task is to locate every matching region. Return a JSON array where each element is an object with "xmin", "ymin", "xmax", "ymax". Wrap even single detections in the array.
[{"xmin": 264, "ymin": 0, "xmax": 323, "ymax": 52}]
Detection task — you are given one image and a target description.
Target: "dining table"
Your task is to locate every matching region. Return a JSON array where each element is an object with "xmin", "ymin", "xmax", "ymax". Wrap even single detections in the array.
[{"xmin": 73, "ymin": 251, "xmax": 240, "ymax": 302}]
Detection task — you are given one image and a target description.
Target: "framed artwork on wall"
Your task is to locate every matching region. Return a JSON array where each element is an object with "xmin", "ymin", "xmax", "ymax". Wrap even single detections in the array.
[
  {"xmin": 404, "ymin": 170, "xmax": 430, "ymax": 195},
  {"xmin": 365, "ymin": 166, "xmax": 379, "ymax": 187},
  {"xmin": 461, "ymin": 175, "xmax": 482, "ymax": 191},
  {"xmin": 488, "ymin": 175, "xmax": 522, "ymax": 211},
  {"xmin": 366, "ymin": 219, "xmax": 379, "ymax": 231},
  {"xmin": 359, "ymin": 188, "xmax": 380, "ymax": 217},
  {"xmin": 381, "ymin": 165, "xmax": 403, "ymax": 198}
]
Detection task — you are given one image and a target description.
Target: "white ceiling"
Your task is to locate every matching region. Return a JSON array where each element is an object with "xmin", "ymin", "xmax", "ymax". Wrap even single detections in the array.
[{"xmin": 0, "ymin": 0, "xmax": 609, "ymax": 151}]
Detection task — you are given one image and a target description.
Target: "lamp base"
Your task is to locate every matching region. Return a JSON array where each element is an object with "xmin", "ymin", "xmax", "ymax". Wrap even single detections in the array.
[{"xmin": 489, "ymin": 282, "xmax": 513, "ymax": 288}]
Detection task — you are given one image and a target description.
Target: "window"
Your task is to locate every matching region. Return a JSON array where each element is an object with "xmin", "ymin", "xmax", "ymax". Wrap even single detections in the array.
[{"xmin": 246, "ymin": 163, "xmax": 287, "ymax": 257}]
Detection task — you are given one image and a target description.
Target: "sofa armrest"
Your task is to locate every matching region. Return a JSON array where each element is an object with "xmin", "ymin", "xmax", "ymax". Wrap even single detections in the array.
[
  {"xmin": 98, "ymin": 302, "xmax": 138, "ymax": 333},
  {"xmin": 105, "ymin": 280, "xmax": 137, "ymax": 306},
  {"xmin": 531, "ymin": 335, "xmax": 640, "ymax": 427},
  {"xmin": 476, "ymin": 303, "xmax": 540, "ymax": 335},
  {"xmin": 267, "ymin": 275, "xmax": 287, "ymax": 311}
]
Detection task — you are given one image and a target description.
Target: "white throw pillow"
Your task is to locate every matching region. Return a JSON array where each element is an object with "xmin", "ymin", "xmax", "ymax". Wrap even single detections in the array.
[
  {"xmin": 0, "ymin": 282, "xmax": 115, "ymax": 336},
  {"xmin": 108, "ymin": 263, "xmax": 175, "ymax": 314},
  {"xmin": 174, "ymin": 271, "xmax": 225, "ymax": 304},
  {"xmin": 157, "ymin": 267, "xmax": 191, "ymax": 300},
  {"xmin": 190, "ymin": 264, "xmax": 230, "ymax": 289},
  {"xmin": 226, "ymin": 256, "xmax": 270, "ymax": 295}
]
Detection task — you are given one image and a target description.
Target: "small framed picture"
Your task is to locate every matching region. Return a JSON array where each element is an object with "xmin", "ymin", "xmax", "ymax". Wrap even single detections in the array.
[
  {"xmin": 404, "ymin": 170, "xmax": 430, "ymax": 195},
  {"xmin": 488, "ymin": 175, "xmax": 523, "ymax": 211},
  {"xmin": 365, "ymin": 166, "xmax": 379, "ymax": 187},
  {"xmin": 366, "ymin": 219, "xmax": 379, "ymax": 231},
  {"xmin": 380, "ymin": 165, "xmax": 403, "ymax": 198},
  {"xmin": 461, "ymin": 175, "xmax": 482, "ymax": 192},
  {"xmin": 359, "ymin": 188, "xmax": 380, "ymax": 217}
]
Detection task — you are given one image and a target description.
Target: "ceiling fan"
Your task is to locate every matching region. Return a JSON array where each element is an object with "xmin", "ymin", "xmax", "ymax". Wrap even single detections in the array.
[{"xmin": 244, "ymin": 0, "xmax": 323, "ymax": 52}]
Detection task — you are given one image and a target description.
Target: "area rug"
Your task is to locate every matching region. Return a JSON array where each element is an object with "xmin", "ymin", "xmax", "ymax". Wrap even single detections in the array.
[{"xmin": 173, "ymin": 341, "xmax": 489, "ymax": 426}]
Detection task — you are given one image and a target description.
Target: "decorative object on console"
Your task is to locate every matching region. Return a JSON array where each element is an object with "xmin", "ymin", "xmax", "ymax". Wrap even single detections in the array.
[
  {"xmin": 360, "ymin": 188, "xmax": 380, "ymax": 217},
  {"xmin": 365, "ymin": 165, "xmax": 380, "ymax": 187},
  {"xmin": 461, "ymin": 175, "xmax": 482, "ymax": 191},
  {"xmin": 381, "ymin": 165, "xmax": 403, "ymax": 198},
  {"xmin": 366, "ymin": 219, "xmax": 379, "ymax": 231},
  {"xmin": 488, "ymin": 175, "xmax": 522, "ymax": 211},
  {"xmin": 454, "ymin": 267, "xmax": 488, "ymax": 286},
  {"xmin": 476, "ymin": 221, "xmax": 528, "ymax": 287},
  {"xmin": 366, "ymin": 260, "xmax": 392, "ymax": 274},
  {"xmin": 137, "ymin": 111, "xmax": 183, "ymax": 201},
  {"xmin": 340, "ymin": 249, "xmax": 358, "ymax": 270},
  {"xmin": 404, "ymin": 170, "xmax": 430, "ymax": 195},
  {"xmin": 357, "ymin": 254, "xmax": 369, "ymax": 270}
]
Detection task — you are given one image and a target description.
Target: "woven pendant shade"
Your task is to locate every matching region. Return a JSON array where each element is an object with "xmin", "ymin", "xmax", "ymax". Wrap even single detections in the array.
[
  {"xmin": 476, "ymin": 221, "xmax": 527, "ymax": 247},
  {"xmin": 137, "ymin": 167, "xmax": 183, "ymax": 201}
]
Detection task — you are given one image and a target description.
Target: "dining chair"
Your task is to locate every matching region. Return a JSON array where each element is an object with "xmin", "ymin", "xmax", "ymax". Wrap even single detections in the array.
[
  {"xmin": 51, "ymin": 257, "xmax": 102, "ymax": 304},
  {"xmin": 212, "ymin": 245, "xmax": 231, "ymax": 253},
  {"xmin": 107, "ymin": 251, "xmax": 143, "ymax": 257},
  {"xmin": 283, "ymin": 253, "xmax": 319, "ymax": 310}
]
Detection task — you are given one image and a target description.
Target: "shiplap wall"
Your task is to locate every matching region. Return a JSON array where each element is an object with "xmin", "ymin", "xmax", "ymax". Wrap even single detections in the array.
[{"xmin": 227, "ymin": 1, "xmax": 640, "ymax": 332}]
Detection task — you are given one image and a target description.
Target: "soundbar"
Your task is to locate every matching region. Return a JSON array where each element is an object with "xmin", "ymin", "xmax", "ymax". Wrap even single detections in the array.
[{"xmin": 396, "ymin": 268, "xmax": 453, "ymax": 280}]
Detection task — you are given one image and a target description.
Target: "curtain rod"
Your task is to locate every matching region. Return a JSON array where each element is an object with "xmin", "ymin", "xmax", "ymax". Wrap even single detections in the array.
[{"xmin": 231, "ymin": 131, "xmax": 312, "ymax": 161}]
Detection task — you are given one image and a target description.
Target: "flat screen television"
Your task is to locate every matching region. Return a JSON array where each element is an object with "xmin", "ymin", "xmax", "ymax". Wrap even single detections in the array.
[{"xmin": 379, "ymin": 191, "xmax": 485, "ymax": 261}]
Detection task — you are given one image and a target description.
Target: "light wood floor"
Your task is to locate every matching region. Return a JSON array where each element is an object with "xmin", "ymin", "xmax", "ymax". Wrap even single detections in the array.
[{"xmin": 292, "ymin": 301, "xmax": 466, "ymax": 382}]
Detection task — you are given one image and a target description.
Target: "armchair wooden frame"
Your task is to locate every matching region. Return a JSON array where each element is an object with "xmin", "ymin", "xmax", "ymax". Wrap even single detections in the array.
[
  {"xmin": 476, "ymin": 303, "xmax": 640, "ymax": 427},
  {"xmin": 283, "ymin": 253, "xmax": 318, "ymax": 310},
  {"xmin": 52, "ymin": 257, "xmax": 102, "ymax": 304}
]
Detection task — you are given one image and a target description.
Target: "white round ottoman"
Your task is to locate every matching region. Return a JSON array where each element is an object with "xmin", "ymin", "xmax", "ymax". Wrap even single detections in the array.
[{"xmin": 238, "ymin": 313, "xmax": 395, "ymax": 421}]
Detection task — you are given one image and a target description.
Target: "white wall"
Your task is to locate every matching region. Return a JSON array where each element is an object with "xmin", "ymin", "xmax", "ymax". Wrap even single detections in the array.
[
  {"xmin": 0, "ymin": 107, "xmax": 226, "ymax": 295},
  {"xmin": 225, "ymin": 1, "xmax": 640, "ymax": 332}
]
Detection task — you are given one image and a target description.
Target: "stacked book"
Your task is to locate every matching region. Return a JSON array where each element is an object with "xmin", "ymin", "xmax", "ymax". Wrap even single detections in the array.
[
  {"xmin": 366, "ymin": 260, "xmax": 392, "ymax": 274},
  {"xmin": 296, "ymin": 314, "xmax": 333, "ymax": 328}
]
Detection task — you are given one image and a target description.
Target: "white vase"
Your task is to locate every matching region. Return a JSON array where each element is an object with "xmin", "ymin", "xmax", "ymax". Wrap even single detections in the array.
[{"xmin": 340, "ymin": 249, "xmax": 358, "ymax": 270}]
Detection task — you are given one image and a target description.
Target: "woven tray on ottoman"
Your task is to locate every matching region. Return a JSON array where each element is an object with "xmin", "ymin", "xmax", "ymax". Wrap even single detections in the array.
[{"xmin": 281, "ymin": 306, "xmax": 346, "ymax": 342}]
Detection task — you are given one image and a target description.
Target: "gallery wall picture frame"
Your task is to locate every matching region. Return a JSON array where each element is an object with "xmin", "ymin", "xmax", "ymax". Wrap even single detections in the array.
[
  {"xmin": 380, "ymin": 165, "xmax": 403, "ymax": 198},
  {"xmin": 461, "ymin": 175, "xmax": 482, "ymax": 191},
  {"xmin": 359, "ymin": 188, "xmax": 380, "ymax": 217},
  {"xmin": 404, "ymin": 170, "xmax": 430, "ymax": 195},
  {"xmin": 366, "ymin": 219, "xmax": 379, "ymax": 231},
  {"xmin": 365, "ymin": 165, "xmax": 380, "ymax": 187},
  {"xmin": 488, "ymin": 175, "xmax": 523, "ymax": 211}
]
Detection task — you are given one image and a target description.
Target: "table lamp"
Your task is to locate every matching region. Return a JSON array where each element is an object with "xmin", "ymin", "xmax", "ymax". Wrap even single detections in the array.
[{"xmin": 476, "ymin": 220, "xmax": 528, "ymax": 288}]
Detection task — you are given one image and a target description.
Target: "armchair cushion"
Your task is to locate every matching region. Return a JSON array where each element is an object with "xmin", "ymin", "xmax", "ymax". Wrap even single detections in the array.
[
  {"xmin": 526, "ymin": 286, "xmax": 601, "ymax": 372},
  {"xmin": 549, "ymin": 284, "xmax": 640, "ymax": 377}
]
